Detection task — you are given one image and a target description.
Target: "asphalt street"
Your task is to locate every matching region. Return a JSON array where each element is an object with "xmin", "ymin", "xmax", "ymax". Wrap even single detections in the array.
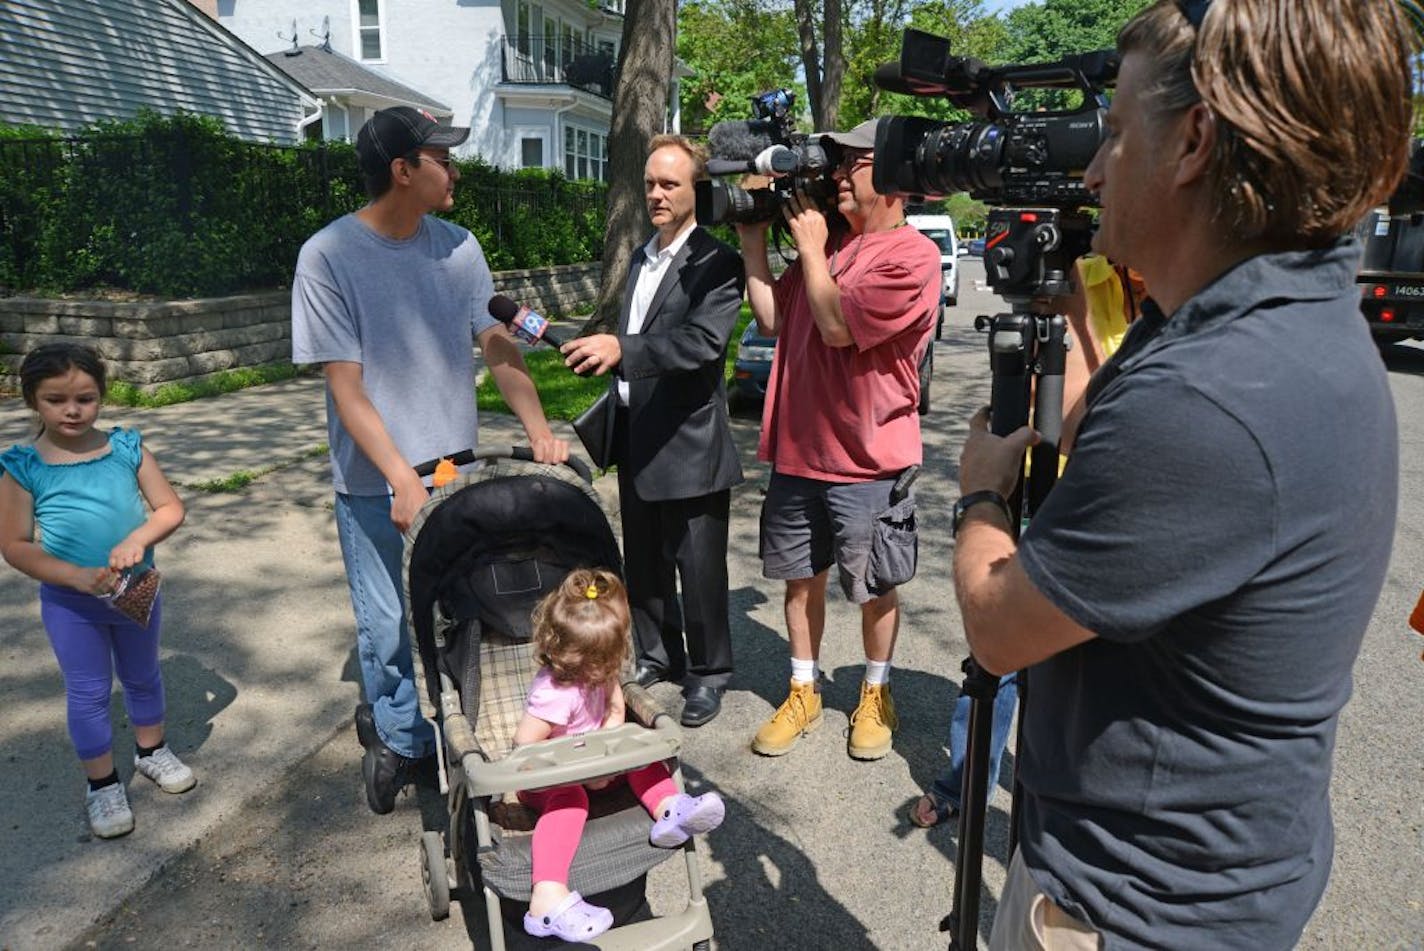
[{"xmin": 0, "ymin": 258, "xmax": 1420, "ymax": 950}]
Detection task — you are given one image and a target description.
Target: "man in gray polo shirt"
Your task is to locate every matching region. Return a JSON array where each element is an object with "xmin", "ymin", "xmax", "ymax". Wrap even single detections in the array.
[
  {"xmin": 292, "ymin": 107, "xmax": 568, "ymax": 815},
  {"xmin": 951, "ymin": 1, "xmax": 1412, "ymax": 947}
]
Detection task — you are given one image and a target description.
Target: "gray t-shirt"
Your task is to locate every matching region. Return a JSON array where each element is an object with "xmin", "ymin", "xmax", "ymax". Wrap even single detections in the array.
[
  {"xmin": 1015, "ymin": 240, "xmax": 1396, "ymax": 949},
  {"xmin": 291, "ymin": 213, "xmax": 499, "ymax": 495}
]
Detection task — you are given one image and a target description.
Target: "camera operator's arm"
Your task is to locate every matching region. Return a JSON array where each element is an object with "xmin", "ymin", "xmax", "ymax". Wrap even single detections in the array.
[
  {"xmin": 736, "ymin": 222, "xmax": 781, "ymax": 337},
  {"xmin": 784, "ymin": 193, "xmax": 852, "ymax": 348},
  {"xmin": 952, "ymin": 407, "xmax": 1097, "ymax": 675}
]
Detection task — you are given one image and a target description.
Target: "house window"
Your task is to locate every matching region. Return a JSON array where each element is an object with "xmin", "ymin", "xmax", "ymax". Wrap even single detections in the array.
[
  {"xmin": 521, "ymin": 137, "xmax": 544, "ymax": 168},
  {"xmin": 564, "ymin": 125, "xmax": 608, "ymax": 182},
  {"xmin": 356, "ymin": 0, "xmax": 384, "ymax": 61},
  {"xmin": 516, "ymin": 1, "xmax": 530, "ymax": 55}
]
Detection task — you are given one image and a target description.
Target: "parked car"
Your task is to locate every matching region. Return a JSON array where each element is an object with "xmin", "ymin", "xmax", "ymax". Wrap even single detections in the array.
[
  {"xmin": 729, "ymin": 322, "xmax": 933, "ymax": 415},
  {"xmin": 966, "ymin": 237, "xmax": 986, "ymax": 257},
  {"xmin": 907, "ymin": 213, "xmax": 959, "ymax": 340},
  {"xmin": 730, "ymin": 323, "xmax": 776, "ymax": 409}
]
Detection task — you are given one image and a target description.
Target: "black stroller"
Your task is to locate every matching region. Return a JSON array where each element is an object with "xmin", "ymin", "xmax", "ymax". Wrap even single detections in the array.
[{"xmin": 403, "ymin": 446, "xmax": 716, "ymax": 950}]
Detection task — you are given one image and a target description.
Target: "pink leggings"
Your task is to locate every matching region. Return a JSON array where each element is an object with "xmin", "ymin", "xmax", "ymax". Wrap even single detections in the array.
[{"xmin": 517, "ymin": 763, "xmax": 677, "ymax": 887}]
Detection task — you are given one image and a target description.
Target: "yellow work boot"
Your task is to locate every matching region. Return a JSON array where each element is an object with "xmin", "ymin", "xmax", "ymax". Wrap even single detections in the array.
[
  {"xmin": 751, "ymin": 679, "xmax": 823, "ymax": 756},
  {"xmin": 848, "ymin": 681, "xmax": 898, "ymax": 760}
]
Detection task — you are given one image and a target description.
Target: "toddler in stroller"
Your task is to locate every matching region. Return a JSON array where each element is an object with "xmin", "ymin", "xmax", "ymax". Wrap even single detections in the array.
[
  {"xmin": 516, "ymin": 568, "xmax": 724, "ymax": 941},
  {"xmin": 404, "ymin": 447, "xmax": 720, "ymax": 949}
]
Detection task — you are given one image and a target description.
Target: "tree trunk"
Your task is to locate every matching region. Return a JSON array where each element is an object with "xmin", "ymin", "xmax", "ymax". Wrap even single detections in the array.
[
  {"xmin": 793, "ymin": 0, "xmax": 824, "ymax": 130},
  {"xmin": 792, "ymin": 0, "xmax": 843, "ymax": 132},
  {"xmin": 583, "ymin": 0, "xmax": 676, "ymax": 334},
  {"xmin": 820, "ymin": 0, "xmax": 843, "ymax": 132}
]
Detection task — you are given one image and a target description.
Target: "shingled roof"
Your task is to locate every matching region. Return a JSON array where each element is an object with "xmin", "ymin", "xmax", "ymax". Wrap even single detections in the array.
[{"xmin": 265, "ymin": 45, "xmax": 450, "ymax": 115}]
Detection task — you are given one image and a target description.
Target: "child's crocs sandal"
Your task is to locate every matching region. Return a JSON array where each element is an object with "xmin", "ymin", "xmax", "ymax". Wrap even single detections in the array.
[
  {"xmin": 523, "ymin": 891, "xmax": 614, "ymax": 942},
  {"xmin": 650, "ymin": 791, "xmax": 726, "ymax": 847}
]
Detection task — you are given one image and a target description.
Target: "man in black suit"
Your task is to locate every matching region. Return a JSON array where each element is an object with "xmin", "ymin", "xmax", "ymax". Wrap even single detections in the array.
[{"xmin": 560, "ymin": 134, "xmax": 746, "ymax": 727}]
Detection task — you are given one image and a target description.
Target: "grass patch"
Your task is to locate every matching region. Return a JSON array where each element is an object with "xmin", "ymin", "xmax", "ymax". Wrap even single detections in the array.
[
  {"xmin": 185, "ymin": 443, "xmax": 328, "ymax": 493},
  {"xmin": 107, "ymin": 363, "xmax": 306, "ymax": 408},
  {"xmin": 188, "ymin": 470, "xmax": 261, "ymax": 493},
  {"xmin": 477, "ymin": 305, "xmax": 755, "ymax": 418}
]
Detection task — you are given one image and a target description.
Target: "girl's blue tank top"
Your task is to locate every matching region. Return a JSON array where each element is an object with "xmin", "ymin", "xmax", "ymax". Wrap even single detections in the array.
[{"xmin": 0, "ymin": 427, "xmax": 152, "ymax": 569}]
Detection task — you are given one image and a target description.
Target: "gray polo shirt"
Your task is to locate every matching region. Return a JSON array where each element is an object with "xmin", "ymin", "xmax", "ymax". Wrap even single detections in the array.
[
  {"xmin": 1015, "ymin": 239, "xmax": 1396, "ymax": 949},
  {"xmin": 291, "ymin": 213, "xmax": 498, "ymax": 495}
]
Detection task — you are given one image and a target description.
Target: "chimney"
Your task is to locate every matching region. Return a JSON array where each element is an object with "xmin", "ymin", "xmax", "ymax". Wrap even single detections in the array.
[{"xmin": 186, "ymin": 0, "xmax": 219, "ymax": 18}]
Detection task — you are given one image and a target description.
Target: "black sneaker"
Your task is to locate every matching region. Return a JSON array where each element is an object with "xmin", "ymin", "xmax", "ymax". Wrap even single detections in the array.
[{"xmin": 354, "ymin": 703, "xmax": 412, "ymax": 815}]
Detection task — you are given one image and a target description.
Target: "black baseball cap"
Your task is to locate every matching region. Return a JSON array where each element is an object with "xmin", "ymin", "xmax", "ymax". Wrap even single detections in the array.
[{"xmin": 355, "ymin": 107, "xmax": 469, "ymax": 174}]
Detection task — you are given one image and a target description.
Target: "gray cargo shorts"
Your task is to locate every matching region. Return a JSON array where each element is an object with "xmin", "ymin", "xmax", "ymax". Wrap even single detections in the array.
[{"xmin": 759, "ymin": 471, "xmax": 918, "ymax": 604}]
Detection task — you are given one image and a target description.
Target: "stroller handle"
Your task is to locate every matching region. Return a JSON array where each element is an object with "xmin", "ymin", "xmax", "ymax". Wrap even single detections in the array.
[{"xmin": 412, "ymin": 446, "xmax": 594, "ymax": 484}]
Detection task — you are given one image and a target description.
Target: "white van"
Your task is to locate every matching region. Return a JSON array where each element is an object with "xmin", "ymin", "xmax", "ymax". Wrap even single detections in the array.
[{"xmin": 907, "ymin": 214, "xmax": 959, "ymax": 339}]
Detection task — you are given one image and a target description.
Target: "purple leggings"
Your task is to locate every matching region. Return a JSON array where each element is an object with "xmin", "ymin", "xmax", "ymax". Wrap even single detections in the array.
[{"xmin": 39, "ymin": 583, "xmax": 165, "ymax": 761}]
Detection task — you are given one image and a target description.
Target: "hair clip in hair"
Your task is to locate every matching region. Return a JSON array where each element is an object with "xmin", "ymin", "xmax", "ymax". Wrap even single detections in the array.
[{"xmin": 585, "ymin": 584, "xmax": 599, "ymax": 600}]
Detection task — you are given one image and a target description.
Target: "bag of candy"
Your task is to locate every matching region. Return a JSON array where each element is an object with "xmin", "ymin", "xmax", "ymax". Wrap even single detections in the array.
[{"xmin": 103, "ymin": 566, "xmax": 161, "ymax": 627}]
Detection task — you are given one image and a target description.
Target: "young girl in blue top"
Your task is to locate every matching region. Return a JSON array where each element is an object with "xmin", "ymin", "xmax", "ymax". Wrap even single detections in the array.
[{"xmin": 0, "ymin": 344, "xmax": 193, "ymax": 839}]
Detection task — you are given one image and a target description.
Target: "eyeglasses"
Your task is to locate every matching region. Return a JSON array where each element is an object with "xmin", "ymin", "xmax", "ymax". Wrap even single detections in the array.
[
  {"xmin": 405, "ymin": 151, "xmax": 454, "ymax": 172},
  {"xmin": 1176, "ymin": 0, "xmax": 1211, "ymax": 28},
  {"xmin": 836, "ymin": 152, "xmax": 873, "ymax": 175}
]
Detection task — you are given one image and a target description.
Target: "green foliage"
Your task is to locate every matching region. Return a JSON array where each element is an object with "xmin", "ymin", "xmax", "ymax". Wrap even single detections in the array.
[
  {"xmin": 105, "ymin": 363, "xmax": 305, "ymax": 407},
  {"xmin": 677, "ymin": 0, "xmax": 804, "ymax": 131},
  {"xmin": 476, "ymin": 346, "xmax": 609, "ymax": 420},
  {"xmin": 0, "ymin": 113, "xmax": 608, "ymax": 297}
]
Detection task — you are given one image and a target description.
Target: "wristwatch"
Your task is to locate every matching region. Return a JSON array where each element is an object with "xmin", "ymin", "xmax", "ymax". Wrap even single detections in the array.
[{"xmin": 951, "ymin": 490, "xmax": 1014, "ymax": 537}]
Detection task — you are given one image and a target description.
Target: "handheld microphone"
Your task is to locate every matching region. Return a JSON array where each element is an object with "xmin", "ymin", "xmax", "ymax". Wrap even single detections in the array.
[{"xmin": 488, "ymin": 294, "xmax": 570, "ymax": 348}]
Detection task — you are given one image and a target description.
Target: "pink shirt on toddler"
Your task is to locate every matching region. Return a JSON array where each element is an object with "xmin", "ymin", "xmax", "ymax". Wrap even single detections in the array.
[{"xmin": 523, "ymin": 667, "xmax": 608, "ymax": 738}]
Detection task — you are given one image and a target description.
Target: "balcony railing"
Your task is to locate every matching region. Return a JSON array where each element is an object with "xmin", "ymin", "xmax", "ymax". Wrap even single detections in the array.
[{"xmin": 501, "ymin": 34, "xmax": 616, "ymax": 100}]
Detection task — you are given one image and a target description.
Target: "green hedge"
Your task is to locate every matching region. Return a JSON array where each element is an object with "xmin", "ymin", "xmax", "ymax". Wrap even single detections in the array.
[{"xmin": 0, "ymin": 111, "xmax": 607, "ymax": 298}]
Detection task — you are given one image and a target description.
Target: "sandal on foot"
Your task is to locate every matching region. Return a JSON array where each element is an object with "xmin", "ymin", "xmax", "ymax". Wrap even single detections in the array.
[
  {"xmin": 650, "ymin": 791, "xmax": 726, "ymax": 847},
  {"xmin": 910, "ymin": 792, "xmax": 957, "ymax": 829},
  {"xmin": 524, "ymin": 891, "xmax": 613, "ymax": 942}
]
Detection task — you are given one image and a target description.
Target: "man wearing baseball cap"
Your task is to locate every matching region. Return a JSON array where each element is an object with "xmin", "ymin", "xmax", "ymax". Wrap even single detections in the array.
[
  {"xmin": 291, "ymin": 106, "xmax": 569, "ymax": 814},
  {"xmin": 735, "ymin": 117, "xmax": 940, "ymax": 761}
]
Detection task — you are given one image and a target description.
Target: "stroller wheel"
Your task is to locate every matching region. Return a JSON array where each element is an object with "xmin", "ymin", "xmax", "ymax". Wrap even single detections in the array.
[{"xmin": 420, "ymin": 830, "xmax": 451, "ymax": 921}]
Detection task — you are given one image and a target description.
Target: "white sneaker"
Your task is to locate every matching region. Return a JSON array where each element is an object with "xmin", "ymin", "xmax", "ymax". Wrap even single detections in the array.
[
  {"xmin": 134, "ymin": 745, "xmax": 196, "ymax": 794},
  {"xmin": 86, "ymin": 783, "xmax": 134, "ymax": 839}
]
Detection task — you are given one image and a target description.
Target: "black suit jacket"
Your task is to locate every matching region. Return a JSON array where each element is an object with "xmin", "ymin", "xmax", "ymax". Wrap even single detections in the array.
[{"xmin": 613, "ymin": 226, "xmax": 746, "ymax": 502}]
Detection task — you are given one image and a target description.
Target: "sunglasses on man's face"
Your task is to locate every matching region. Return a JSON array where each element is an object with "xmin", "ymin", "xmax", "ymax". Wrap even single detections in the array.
[{"xmin": 1176, "ymin": 0, "xmax": 1211, "ymax": 28}]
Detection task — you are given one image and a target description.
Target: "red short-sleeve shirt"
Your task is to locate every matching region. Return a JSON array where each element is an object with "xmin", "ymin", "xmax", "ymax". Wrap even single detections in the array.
[{"xmin": 758, "ymin": 226, "xmax": 940, "ymax": 481}]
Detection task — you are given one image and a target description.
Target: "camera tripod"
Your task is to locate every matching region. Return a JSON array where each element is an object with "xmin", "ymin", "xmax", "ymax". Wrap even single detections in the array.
[{"xmin": 942, "ymin": 206, "xmax": 1092, "ymax": 950}]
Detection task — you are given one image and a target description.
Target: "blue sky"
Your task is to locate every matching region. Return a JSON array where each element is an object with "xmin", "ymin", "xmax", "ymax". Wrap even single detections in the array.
[{"xmin": 986, "ymin": 0, "xmax": 1035, "ymax": 12}]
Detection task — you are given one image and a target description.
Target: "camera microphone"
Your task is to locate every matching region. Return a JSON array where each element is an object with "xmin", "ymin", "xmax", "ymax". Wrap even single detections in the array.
[
  {"xmin": 488, "ymin": 294, "xmax": 570, "ymax": 349},
  {"xmin": 706, "ymin": 145, "xmax": 801, "ymax": 177},
  {"xmin": 708, "ymin": 120, "xmax": 777, "ymax": 164}
]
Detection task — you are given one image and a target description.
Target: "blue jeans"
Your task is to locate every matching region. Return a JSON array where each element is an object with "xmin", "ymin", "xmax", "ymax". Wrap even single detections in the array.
[
  {"xmin": 932, "ymin": 673, "xmax": 1018, "ymax": 811},
  {"xmin": 334, "ymin": 493, "xmax": 433, "ymax": 759}
]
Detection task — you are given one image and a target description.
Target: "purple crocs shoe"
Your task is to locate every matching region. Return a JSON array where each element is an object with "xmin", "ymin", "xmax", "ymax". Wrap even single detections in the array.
[
  {"xmin": 524, "ymin": 891, "xmax": 614, "ymax": 942},
  {"xmin": 650, "ymin": 791, "xmax": 726, "ymax": 848}
]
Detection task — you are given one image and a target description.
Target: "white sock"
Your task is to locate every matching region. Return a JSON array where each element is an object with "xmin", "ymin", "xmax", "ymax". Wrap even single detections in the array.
[
  {"xmin": 864, "ymin": 659, "xmax": 891, "ymax": 686},
  {"xmin": 791, "ymin": 657, "xmax": 817, "ymax": 685}
]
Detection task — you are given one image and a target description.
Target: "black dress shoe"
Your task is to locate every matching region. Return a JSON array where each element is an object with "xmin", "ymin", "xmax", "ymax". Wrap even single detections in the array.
[
  {"xmin": 354, "ymin": 703, "xmax": 412, "ymax": 814},
  {"xmin": 634, "ymin": 664, "xmax": 680, "ymax": 688},
  {"xmin": 680, "ymin": 686, "xmax": 724, "ymax": 728}
]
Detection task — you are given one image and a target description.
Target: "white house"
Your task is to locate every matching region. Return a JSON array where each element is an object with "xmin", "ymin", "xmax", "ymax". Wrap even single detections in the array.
[{"xmin": 214, "ymin": 0, "xmax": 667, "ymax": 180}]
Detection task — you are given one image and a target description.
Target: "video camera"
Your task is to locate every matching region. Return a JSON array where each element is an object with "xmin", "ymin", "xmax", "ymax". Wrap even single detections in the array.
[
  {"xmin": 871, "ymin": 29, "xmax": 1118, "ymax": 299},
  {"xmin": 695, "ymin": 89, "xmax": 837, "ymax": 227}
]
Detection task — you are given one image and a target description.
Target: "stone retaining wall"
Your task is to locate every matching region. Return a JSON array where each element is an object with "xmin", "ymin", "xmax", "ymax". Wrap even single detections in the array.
[{"xmin": 0, "ymin": 262, "xmax": 602, "ymax": 390}]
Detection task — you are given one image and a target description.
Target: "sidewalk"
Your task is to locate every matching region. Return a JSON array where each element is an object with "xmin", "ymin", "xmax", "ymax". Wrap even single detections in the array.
[{"xmin": 0, "ymin": 375, "xmax": 608, "ymax": 949}]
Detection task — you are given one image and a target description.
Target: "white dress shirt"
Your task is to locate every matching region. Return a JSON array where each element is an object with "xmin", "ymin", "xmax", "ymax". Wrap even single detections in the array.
[{"xmin": 618, "ymin": 223, "xmax": 696, "ymax": 406}]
